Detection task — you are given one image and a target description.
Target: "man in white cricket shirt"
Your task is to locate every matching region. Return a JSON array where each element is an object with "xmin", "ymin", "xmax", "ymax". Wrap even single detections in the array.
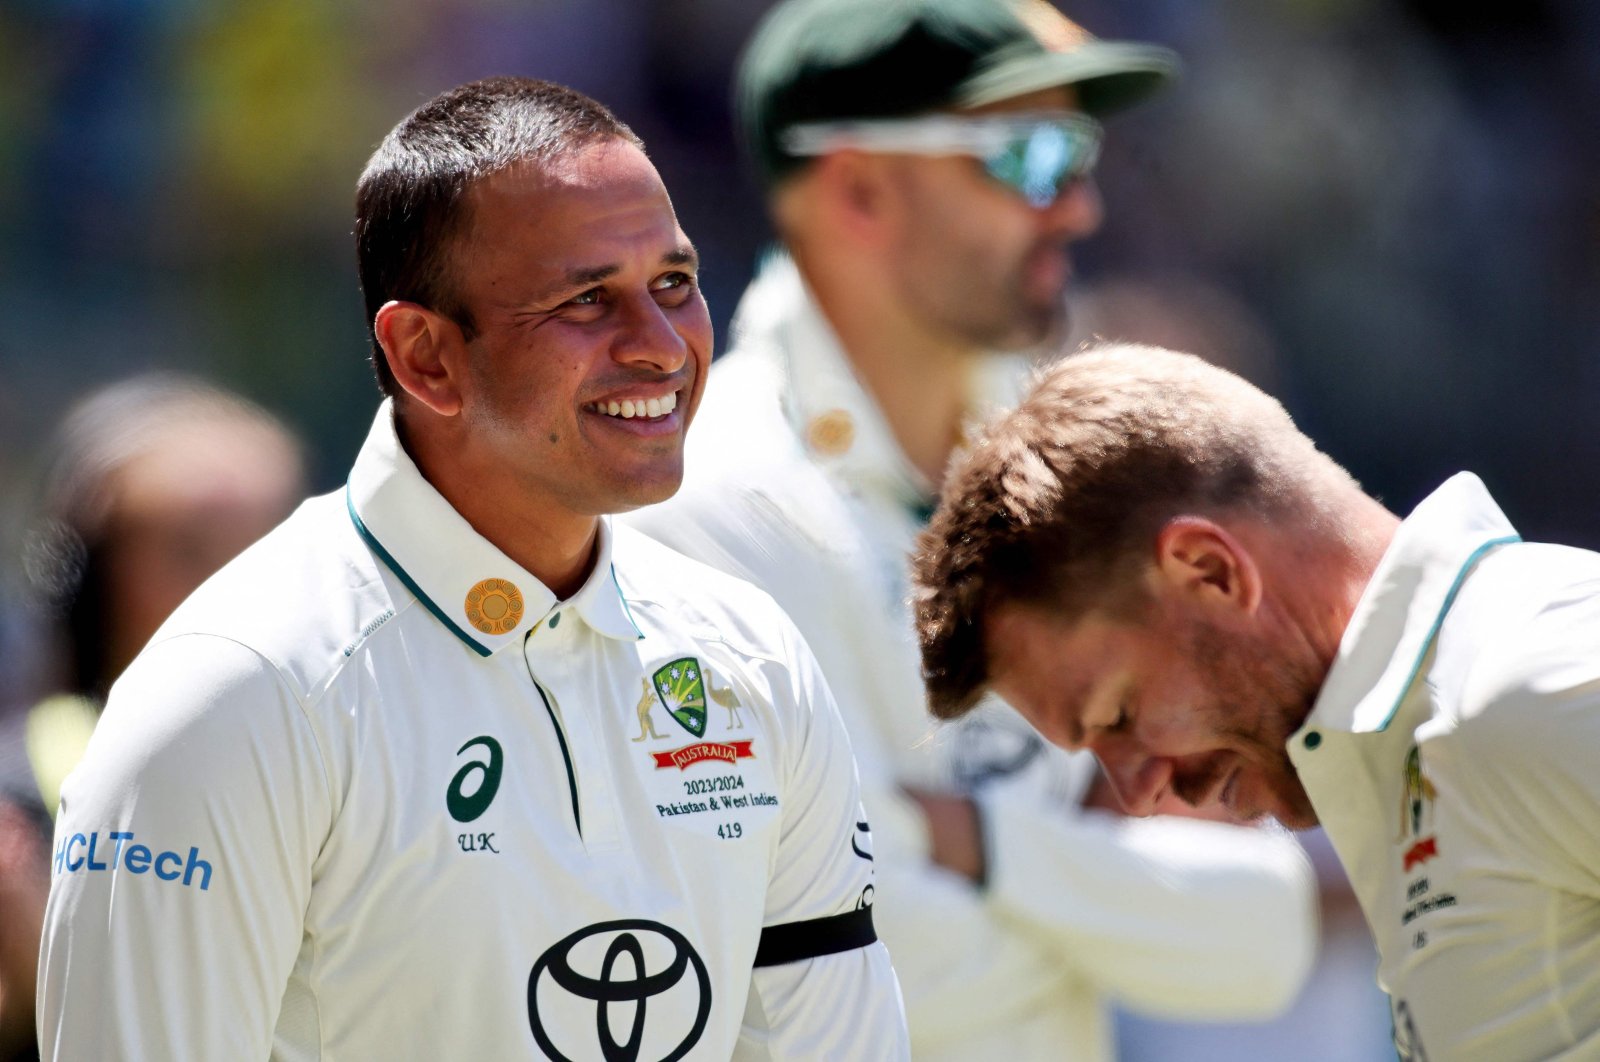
[
  {"xmin": 37, "ymin": 77, "xmax": 908, "ymax": 1061},
  {"xmin": 626, "ymin": 1, "xmax": 1317, "ymax": 1058},
  {"xmin": 915, "ymin": 343, "xmax": 1600, "ymax": 1062}
]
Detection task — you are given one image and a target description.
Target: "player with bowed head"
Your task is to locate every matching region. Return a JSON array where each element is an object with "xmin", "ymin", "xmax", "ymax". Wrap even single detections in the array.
[{"xmin": 914, "ymin": 343, "xmax": 1600, "ymax": 1062}]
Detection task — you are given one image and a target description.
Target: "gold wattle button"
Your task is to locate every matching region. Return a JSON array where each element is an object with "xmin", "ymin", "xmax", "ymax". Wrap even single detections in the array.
[
  {"xmin": 465, "ymin": 578, "xmax": 524, "ymax": 635},
  {"xmin": 805, "ymin": 409, "xmax": 855, "ymax": 457}
]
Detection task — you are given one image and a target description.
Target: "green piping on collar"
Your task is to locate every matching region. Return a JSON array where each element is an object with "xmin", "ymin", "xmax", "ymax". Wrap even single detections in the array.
[
  {"xmin": 610, "ymin": 563, "xmax": 646, "ymax": 640},
  {"xmin": 1374, "ymin": 533, "xmax": 1520, "ymax": 731},
  {"xmin": 346, "ymin": 485, "xmax": 492, "ymax": 658}
]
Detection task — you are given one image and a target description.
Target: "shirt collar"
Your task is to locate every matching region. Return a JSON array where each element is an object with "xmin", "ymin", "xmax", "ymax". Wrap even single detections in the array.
[
  {"xmin": 733, "ymin": 251, "xmax": 1032, "ymax": 516},
  {"xmin": 1299, "ymin": 472, "xmax": 1520, "ymax": 737},
  {"xmin": 345, "ymin": 401, "xmax": 644, "ymax": 657}
]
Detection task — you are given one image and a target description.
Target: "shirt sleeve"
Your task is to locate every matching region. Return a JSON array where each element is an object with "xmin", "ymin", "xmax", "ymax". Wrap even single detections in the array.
[
  {"xmin": 1452, "ymin": 590, "xmax": 1600, "ymax": 897},
  {"xmin": 981, "ymin": 775, "xmax": 1319, "ymax": 1019},
  {"xmin": 734, "ymin": 611, "xmax": 909, "ymax": 1061},
  {"xmin": 37, "ymin": 634, "xmax": 330, "ymax": 1060}
]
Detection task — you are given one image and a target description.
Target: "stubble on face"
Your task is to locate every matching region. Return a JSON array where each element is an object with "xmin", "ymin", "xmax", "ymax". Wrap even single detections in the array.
[
  {"xmin": 1176, "ymin": 617, "xmax": 1323, "ymax": 828},
  {"xmin": 886, "ymin": 160, "xmax": 1077, "ymax": 352},
  {"xmin": 883, "ymin": 85, "xmax": 1100, "ymax": 353}
]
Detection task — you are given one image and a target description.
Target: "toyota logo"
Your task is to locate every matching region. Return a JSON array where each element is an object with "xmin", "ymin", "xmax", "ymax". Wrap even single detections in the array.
[{"xmin": 528, "ymin": 919, "xmax": 711, "ymax": 1062}]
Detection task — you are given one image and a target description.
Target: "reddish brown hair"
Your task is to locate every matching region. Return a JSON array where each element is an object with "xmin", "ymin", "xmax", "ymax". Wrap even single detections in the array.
[{"xmin": 912, "ymin": 343, "xmax": 1349, "ymax": 719}]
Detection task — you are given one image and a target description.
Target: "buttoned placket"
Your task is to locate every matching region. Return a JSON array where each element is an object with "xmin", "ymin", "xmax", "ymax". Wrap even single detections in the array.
[{"xmin": 522, "ymin": 607, "xmax": 625, "ymax": 851}]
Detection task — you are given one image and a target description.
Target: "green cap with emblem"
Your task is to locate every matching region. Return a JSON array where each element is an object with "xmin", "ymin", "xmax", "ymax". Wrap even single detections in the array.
[{"xmin": 739, "ymin": 0, "xmax": 1179, "ymax": 186}]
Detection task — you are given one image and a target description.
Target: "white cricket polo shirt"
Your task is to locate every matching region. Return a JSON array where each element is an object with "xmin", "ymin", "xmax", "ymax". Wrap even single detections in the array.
[
  {"xmin": 38, "ymin": 402, "xmax": 906, "ymax": 1061},
  {"xmin": 1291, "ymin": 473, "xmax": 1600, "ymax": 1062}
]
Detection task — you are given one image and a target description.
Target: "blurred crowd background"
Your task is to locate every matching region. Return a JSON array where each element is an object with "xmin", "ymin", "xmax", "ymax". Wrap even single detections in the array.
[{"xmin": 1, "ymin": 0, "xmax": 1598, "ymax": 589}]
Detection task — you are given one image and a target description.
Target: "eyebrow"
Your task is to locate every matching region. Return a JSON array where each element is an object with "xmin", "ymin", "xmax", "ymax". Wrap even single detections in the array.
[
  {"xmin": 565, "ymin": 263, "xmax": 619, "ymax": 288},
  {"xmin": 663, "ymin": 246, "xmax": 698, "ymax": 269},
  {"xmin": 561, "ymin": 246, "xmax": 699, "ymax": 291}
]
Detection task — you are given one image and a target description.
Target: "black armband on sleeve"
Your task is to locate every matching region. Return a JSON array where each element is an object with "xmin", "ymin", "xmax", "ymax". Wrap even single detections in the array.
[{"xmin": 752, "ymin": 906, "xmax": 877, "ymax": 968}]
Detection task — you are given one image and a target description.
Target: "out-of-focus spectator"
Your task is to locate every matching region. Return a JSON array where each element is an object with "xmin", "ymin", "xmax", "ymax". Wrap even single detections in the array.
[
  {"xmin": 0, "ymin": 587, "xmax": 47, "ymax": 1062},
  {"xmin": 24, "ymin": 373, "xmax": 306, "ymax": 712},
  {"xmin": 0, "ymin": 373, "xmax": 304, "ymax": 1058},
  {"xmin": 0, "ymin": 796, "xmax": 47, "ymax": 1062}
]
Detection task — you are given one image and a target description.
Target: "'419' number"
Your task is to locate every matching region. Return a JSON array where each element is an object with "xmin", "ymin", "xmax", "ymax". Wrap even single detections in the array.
[{"xmin": 717, "ymin": 822, "xmax": 743, "ymax": 840}]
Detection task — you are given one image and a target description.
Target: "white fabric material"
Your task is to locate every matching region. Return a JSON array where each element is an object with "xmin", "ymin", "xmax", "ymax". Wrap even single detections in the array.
[
  {"xmin": 626, "ymin": 254, "xmax": 1319, "ymax": 1060},
  {"xmin": 1291, "ymin": 472, "xmax": 1600, "ymax": 1062},
  {"xmin": 38, "ymin": 401, "xmax": 908, "ymax": 1061}
]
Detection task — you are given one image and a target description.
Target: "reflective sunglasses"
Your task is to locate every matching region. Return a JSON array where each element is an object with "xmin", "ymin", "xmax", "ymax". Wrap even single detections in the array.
[{"xmin": 782, "ymin": 112, "xmax": 1103, "ymax": 208}]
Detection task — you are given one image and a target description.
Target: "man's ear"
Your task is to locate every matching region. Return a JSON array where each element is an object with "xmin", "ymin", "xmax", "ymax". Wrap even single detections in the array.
[
  {"xmin": 1151, "ymin": 516, "xmax": 1263, "ymax": 615},
  {"xmin": 373, "ymin": 300, "xmax": 467, "ymax": 417},
  {"xmin": 814, "ymin": 152, "xmax": 901, "ymax": 246}
]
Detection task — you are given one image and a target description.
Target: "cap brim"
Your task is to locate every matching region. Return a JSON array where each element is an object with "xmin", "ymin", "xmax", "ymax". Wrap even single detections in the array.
[{"xmin": 956, "ymin": 41, "xmax": 1179, "ymax": 117}]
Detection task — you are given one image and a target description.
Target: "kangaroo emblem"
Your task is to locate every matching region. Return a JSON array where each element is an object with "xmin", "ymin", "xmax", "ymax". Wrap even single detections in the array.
[
  {"xmin": 632, "ymin": 676, "xmax": 668, "ymax": 742},
  {"xmin": 709, "ymin": 675, "xmax": 744, "ymax": 729}
]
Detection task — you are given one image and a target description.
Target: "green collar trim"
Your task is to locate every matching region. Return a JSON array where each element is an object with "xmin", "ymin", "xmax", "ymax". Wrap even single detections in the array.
[
  {"xmin": 611, "ymin": 563, "xmax": 645, "ymax": 640},
  {"xmin": 1374, "ymin": 533, "xmax": 1520, "ymax": 731},
  {"xmin": 346, "ymin": 485, "xmax": 492, "ymax": 658}
]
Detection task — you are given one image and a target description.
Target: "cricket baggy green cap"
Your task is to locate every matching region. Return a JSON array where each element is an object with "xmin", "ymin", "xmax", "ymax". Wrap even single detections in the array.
[{"xmin": 739, "ymin": 0, "xmax": 1178, "ymax": 185}]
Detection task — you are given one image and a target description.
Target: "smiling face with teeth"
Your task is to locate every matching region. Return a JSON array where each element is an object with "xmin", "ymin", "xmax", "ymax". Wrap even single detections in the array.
[
  {"xmin": 376, "ymin": 133, "xmax": 714, "ymax": 593},
  {"xmin": 391, "ymin": 136, "xmax": 712, "ymax": 566},
  {"xmin": 589, "ymin": 391, "xmax": 680, "ymax": 422}
]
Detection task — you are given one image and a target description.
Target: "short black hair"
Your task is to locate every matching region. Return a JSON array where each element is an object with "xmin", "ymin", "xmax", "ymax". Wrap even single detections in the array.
[{"xmin": 354, "ymin": 76, "xmax": 642, "ymax": 396}]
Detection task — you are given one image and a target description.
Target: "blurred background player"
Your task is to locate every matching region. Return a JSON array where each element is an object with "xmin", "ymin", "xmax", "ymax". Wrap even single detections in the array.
[
  {"xmin": 0, "ymin": 373, "xmax": 305, "ymax": 1060},
  {"xmin": 626, "ymin": 0, "xmax": 1320, "ymax": 1057}
]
